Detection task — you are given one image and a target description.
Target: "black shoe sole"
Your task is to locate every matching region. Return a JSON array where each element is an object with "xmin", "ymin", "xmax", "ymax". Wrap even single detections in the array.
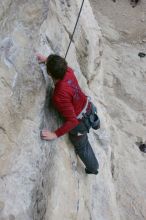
[{"xmin": 85, "ymin": 168, "xmax": 98, "ymax": 175}]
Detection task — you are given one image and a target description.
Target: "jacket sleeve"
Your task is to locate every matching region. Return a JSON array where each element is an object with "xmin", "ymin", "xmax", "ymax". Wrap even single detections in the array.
[{"xmin": 53, "ymin": 92, "xmax": 79, "ymax": 137}]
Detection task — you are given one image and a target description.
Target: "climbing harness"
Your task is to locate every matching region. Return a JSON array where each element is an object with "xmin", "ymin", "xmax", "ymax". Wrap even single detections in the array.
[
  {"xmin": 77, "ymin": 97, "xmax": 100, "ymax": 132},
  {"xmin": 65, "ymin": 0, "xmax": 85, "ymax": 59},
  {"xmin": 77, "ymin": 97, "xmax": 91, "ymax": 120}
]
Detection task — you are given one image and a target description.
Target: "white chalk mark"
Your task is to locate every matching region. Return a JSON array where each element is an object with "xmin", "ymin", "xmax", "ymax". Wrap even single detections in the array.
[{"xmin": 12, "ymin": 72, "xmax": 18, "ymax": 89}]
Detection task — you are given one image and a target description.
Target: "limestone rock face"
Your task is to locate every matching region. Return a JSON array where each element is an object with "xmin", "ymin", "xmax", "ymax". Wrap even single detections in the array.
[
  {"xmin": 0, "ymin": 0, "xmax": 146, "ymax": 220},
  {"xmin": 90, "ymin": 1, "xmax": 146, "ymax": 220}
]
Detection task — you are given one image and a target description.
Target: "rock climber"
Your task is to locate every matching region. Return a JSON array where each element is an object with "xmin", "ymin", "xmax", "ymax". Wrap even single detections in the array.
[{"xmin": 37, "ymin": 54, "xmax": 100, "ymax": 175}]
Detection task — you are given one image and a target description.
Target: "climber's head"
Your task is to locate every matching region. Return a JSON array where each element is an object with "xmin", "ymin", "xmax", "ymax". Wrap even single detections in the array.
[{"xmin": 46, "ymin": 54, "xmax": 67, "ymax": 80}]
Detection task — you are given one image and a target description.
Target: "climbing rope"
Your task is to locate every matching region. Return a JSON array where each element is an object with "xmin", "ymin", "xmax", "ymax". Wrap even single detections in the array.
[{"xmin": 65, "ymin": 0, "xmax": 85, "ymax": 59}]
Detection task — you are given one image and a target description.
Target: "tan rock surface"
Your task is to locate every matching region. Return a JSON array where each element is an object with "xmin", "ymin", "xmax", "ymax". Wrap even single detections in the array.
[{"xmin": 90, "ymin": 1, "xmax": 146, "ymax": 220}]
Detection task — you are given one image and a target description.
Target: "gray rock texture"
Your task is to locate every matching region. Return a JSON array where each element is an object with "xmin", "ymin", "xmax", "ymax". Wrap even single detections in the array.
[{"xmin": 0, "ymin": 0, "xmax": 146, "ymax": 220}]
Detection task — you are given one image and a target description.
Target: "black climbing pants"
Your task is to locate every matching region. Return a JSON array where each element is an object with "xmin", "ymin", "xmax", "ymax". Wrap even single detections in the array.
[{"xmin": 69, "ymin": 111, "xmax": 99, "ymax": 173}]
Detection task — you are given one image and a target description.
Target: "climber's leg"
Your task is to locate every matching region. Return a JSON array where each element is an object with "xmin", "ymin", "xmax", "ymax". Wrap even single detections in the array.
[{"xmin": 69, "ymin": 132, "xmax": 99, "ymax": 174}]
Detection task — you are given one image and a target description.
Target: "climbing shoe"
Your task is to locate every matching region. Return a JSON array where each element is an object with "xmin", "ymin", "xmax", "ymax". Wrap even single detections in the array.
[
  {"xmin": 85, "ymin": 168, "xmax": 98, "ymax": 175},
  {"xmin": 138, "ymin": 52, "xmax": 146, "ymax": 58}
]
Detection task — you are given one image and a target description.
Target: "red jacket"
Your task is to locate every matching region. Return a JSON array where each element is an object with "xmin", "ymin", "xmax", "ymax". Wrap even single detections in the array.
[{"xmin": 52, "ymin": 67, "xmax": 87, "ymax": 137}]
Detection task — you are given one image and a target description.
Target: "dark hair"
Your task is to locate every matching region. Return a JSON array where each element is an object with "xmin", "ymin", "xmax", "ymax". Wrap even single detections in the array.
[{"xmin": 46, "ymin": 54, "xmax": 67, "ymax": 80}]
